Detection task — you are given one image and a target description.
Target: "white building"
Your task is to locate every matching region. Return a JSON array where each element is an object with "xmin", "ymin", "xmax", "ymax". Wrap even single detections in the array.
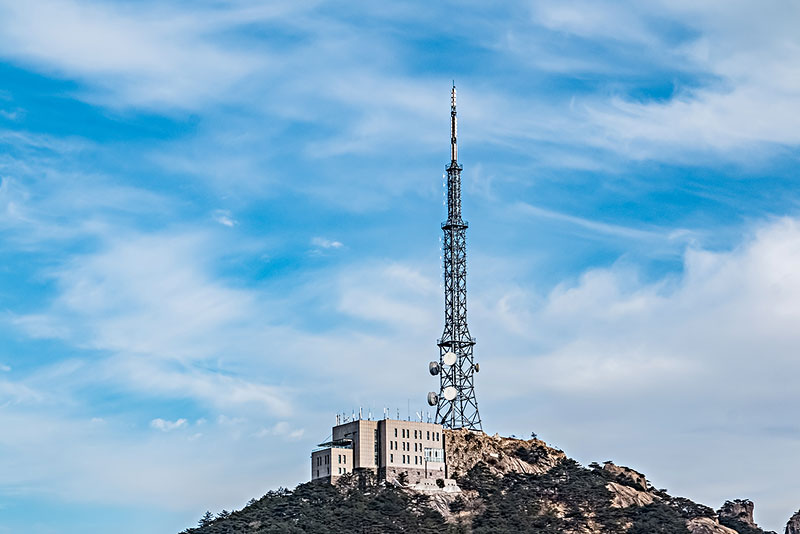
[{"xmin": 311, "ymin": 417, "xmax": 448, "ymax": 486}]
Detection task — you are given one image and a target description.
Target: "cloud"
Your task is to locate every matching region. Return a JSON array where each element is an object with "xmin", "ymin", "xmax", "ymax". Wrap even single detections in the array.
[
  {"xmin": 0, "ymin": 0, "xmax": 293, "ymax": 110},
  {"xmin": 516, "ymin": 201, "xmax": 669, "ymax": 242},
  {"xmin": 576, "ymin": 1, "xmax": 800, "ymax": 158},
  {"xmin": 212, "ymin": 209, "xmax": 236, "ymax": 227},
  {"xmin": 311, "ymin": 236, "xmax": 343, "ymax": 249},
  {"xmin": 150, "ymin": 418, "xmax": 188, "ymax": 432},
  {"xmin": 254, "ymin": 421, "xmax": 305, "ymax": 441},
  {"xmin": 10, "ymin": 229, "xmax": 294, "ymax": 417}
]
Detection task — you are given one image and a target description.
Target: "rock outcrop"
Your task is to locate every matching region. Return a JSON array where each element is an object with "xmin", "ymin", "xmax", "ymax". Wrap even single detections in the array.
[
  {"xmin": 688, "ymin": 517, "xmax": 740, "ymax": 534},
  {"xmin": 603, "ymin": 461, "xmax": 649, "ymax": 491},
  {"xmin": 607, "ymin": 481, "xmax": 655, "ymax": 508},
  {"xmin": 786, "ymin": 510, "xmax": 800, "ymax": 534},
  {"xmin": 720, "ymin": 499, "xmax": 757, "ymax": 528},
  {"xmin": 444, "ymin": 429, "xmax": 565, "ymax": 478}
]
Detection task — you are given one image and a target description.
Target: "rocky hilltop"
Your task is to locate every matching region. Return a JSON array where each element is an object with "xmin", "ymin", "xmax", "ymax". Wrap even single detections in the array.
[{"xmin": 182, "ymin": 430, "xmax": 796, "ymax": 534}]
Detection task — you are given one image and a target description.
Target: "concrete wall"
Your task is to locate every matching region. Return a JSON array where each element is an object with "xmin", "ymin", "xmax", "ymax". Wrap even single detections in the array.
[
  {"xmin": 311, "ymin": 446, "xmax": 352, "ymax": 483},
  {"xmin": 332, "ymin": 420, "xmax": 378, "ymax": 469}
]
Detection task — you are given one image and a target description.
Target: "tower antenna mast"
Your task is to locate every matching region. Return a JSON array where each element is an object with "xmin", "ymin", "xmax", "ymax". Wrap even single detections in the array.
[{"xmin": 427, "ymin": 84, "xmax": 482, "ymax": 431}]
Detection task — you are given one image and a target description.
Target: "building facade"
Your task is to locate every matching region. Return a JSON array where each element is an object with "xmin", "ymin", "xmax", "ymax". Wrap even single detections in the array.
[{"xmin": 310, "ymin": 418, "xmax": 447, "ymax": 486}]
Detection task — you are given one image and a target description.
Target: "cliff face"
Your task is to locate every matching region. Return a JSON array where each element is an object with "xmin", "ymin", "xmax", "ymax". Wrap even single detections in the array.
[{"xmin": 181, "ymin": 431, "xmax": 784, "ymax": 534}]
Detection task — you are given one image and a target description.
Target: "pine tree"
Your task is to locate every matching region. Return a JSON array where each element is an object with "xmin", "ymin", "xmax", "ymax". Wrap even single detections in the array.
[{"xmin": 198, "ymin": 511, "xmax": 213, "ymax": 528}]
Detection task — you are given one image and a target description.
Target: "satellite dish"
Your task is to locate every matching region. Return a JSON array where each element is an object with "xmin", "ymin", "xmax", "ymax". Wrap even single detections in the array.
[
  {"xmin": 474, "ymin": 363, "xmax": 480, "ymax": 372},
  {"xmin": 427, "ymin": 392, "xmax": 439, "ymax": 406},
  {"xmin": 429, "ymin": 361, "xmax": 440, "ymax": 375},
  {"xmin": 443, "ymin": 351, "xmax": 457, "ymax": 366},
  {"xmin": 443, "ymin": 386, "xmax": 457, "ymax": 401}
]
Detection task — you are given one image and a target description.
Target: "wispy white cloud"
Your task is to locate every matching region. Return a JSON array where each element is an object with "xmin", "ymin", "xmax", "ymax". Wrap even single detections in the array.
[
  {"xmin": 150, "ymin": 417, "xmax": 188, "ymax": 432},
  {"xmin": 0, "ymin": 0, "xmax": 298, "ymax": 110},
  {"xmin": 311, "ymin": 236, "xmax": 343, "ymax": 249},
  {"xmin": 516, "ymin": 201, "xmax": 672, "ymax": 242},
  {"xmin": 212, "ymin": 209, "xmax": 236, "ymax": 227},
  {"xmin": 575, "ymin": 1, "xmax": 800, "ymax": 158}
]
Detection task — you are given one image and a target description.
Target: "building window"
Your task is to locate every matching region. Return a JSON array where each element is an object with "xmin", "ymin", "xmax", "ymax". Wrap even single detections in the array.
[
  {"xmin": 343, "ymin": 456, "xmax": 346, "ymax": 464},
  {"xmin": 427, "ymin": 431, "xmax": 430, "ymax": 440},
  {"xmin": 390, "ymin": 454, "xmax": 393, "ymax": 463}
]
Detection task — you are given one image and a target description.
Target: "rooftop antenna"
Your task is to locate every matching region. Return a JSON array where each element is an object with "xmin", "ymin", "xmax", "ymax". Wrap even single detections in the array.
[{"xmin": 427, "ymin": 83, "xmax": 483, "ymax": 431}]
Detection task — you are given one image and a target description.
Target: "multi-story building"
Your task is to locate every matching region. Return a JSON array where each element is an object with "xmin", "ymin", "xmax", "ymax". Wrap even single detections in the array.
[{"xmin": 311, "ymin": 418, "xmax": 448, "ymax": 486}]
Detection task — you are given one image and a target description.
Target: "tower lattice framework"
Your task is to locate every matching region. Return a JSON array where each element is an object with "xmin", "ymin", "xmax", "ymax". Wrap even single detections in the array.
[{"xmin": 433, "ymin": 85, "xmax": 482, "ymax": 431}]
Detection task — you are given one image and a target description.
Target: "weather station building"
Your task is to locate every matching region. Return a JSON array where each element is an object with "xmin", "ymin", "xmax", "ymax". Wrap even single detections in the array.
[{"xmin": 310, "ymin": 85, "xmax": 480, "ymax": 492}]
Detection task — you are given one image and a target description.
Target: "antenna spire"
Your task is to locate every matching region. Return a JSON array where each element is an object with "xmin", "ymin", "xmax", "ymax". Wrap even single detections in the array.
[{"xmin": 450, "ymin": 83, "xmax": 458, "ymax": 163}]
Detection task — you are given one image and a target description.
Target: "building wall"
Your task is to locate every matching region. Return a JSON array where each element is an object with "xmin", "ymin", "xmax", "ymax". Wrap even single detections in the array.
[
  {"xmin": 311, "ymin": 447, "xmax": 352, "ymax": 483},
  {"xmin": 332, "ymin": 420, "xmax": 379, "ymax": 469},
  {"xmin": 379, "ymin": 420, "xmax": 444, "ymax": 471}
]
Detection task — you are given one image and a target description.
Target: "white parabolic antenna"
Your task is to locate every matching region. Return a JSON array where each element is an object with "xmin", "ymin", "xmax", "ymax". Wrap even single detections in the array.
[
  {"xmin": 443, "ymin": 386, "xmax": 457, "ymax": 401},
  {"xmin": 443, "ymin": 351, "xmax": 457, "ymax": 366}
]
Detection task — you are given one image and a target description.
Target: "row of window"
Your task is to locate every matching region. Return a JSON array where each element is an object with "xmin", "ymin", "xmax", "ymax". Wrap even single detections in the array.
[
  {"xmin": 389, "ymin": 454, "xmax": 425, "ymax": 465},
  {"xmin": 393, "ymin": 428, "xmax": 441, "ymax": 442},
  {"xmin": 317, "ymin": 453, "xmax": 348, "ymax": 467},
  {"xmin": 337, "ymin": 467, "xmax": 347, "ymax": 474},
  {"xmin": 313, "ymin": 466, "xmax": 331, "ymax": 477},
  {"xmin": 388, "ymin": 440, "xmax": 435, "ymax": 453}
]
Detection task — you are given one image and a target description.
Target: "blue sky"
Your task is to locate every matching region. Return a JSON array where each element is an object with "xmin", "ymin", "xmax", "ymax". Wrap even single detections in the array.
[{"xmin": 2, "ymin": 1, "xmax": 800, "ymax": 532}]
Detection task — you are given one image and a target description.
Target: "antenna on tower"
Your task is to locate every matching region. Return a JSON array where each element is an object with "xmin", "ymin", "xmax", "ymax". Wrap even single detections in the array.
[{"xmin": 450, "ymin": 83, "xmax": 458, "ymax": 163}]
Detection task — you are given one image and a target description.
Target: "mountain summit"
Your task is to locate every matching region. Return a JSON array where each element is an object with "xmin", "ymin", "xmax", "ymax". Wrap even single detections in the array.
[{"xmin": 182, "ymin": 430, "xmax": 794, "ymax": 534}]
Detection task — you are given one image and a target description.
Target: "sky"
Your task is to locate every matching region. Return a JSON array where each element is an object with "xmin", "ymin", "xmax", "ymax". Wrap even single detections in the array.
[{"xmin": 1, "ymin": 0, "xmax": 800, "ymax": 532}]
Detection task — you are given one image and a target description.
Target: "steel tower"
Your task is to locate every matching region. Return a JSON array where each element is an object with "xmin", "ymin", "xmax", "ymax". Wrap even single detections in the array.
[{"xmin": 427, "ymin": 85, "xmax": 482, "ymax": 431}]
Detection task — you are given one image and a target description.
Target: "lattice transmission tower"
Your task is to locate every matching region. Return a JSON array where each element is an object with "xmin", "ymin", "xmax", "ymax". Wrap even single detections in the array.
[{"xmin": 427, "ymin": 85, "xmax": 482, "ymax": 431}]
